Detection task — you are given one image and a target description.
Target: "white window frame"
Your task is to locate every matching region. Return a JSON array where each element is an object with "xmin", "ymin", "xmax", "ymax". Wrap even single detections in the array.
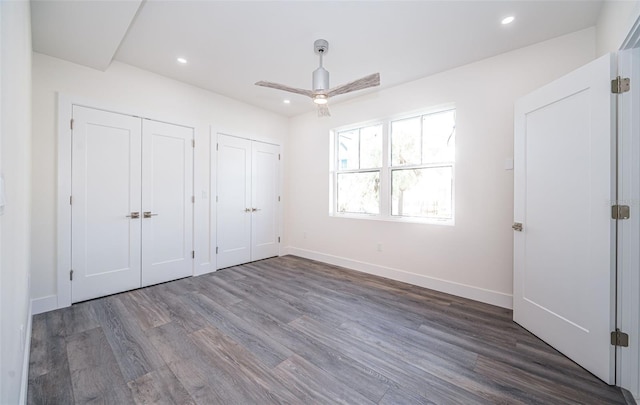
[{"xmin": 329, "ymin": 105, "xmax": 455, "ymax": 225}]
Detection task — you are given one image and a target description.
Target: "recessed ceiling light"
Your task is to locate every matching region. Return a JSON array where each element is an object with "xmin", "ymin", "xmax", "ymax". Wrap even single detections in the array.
[
  {"xmin": 283, "ymin": 99, "xmax": 291, "ymax": 104},
  {"xmin": 501, "ymin": 16, "xmax": 515, "ymax": 25},
  {"xmin": 177, "ymin": 57, "xmax": 188, "ymax": 64}
]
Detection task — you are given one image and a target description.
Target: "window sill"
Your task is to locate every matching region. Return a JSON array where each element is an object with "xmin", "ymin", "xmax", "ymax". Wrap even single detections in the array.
[{"xmin": 329, "ymin": 212, "xmax": 455, "ymax": 226}]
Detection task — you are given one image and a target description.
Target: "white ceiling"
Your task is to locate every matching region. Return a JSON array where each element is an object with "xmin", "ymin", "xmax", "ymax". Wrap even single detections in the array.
[{"xmin": 31, "ymin": 0, "xmax": 603, "ymax": 117}]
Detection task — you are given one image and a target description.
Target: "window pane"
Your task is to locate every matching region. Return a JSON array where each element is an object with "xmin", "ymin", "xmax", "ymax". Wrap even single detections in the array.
[
  {"xmin": 360, "ymin": 124, "xmax": 383, "ymax": 169},
  {"xmin": 338, "ymin": 130, "xmax": 359, "ymax": 170},
  {"xmin": 337, "ymin": 171, "xmax": 380, "ymax": 214},
  {"xmin": 391, "ymin": 117, "xmax": 421, "ymax": 166},
  {"xmin": 423, "ymin": 110, "xmax": 455, "ymax": 163},
  {"xmin": 391, "ymin": 166, "xmax": 452, "ymax": 219}
]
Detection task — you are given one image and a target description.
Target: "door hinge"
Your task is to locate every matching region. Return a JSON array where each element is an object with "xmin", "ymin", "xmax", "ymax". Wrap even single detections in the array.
[
  {"xmin": 278, "ymin": 154, "xmax": 281, "ymax": 160},
  {"xmin": 192, "ymin": 250, "xmax": 195, "ymax": 259},
  {"xmin": 70, "ymin": 195, "xmax": 73, "ymax": 205},
  {"xmin": 192, "ymin": 196, "xmax": 195, "ymax": 203},
  {"xmin": 611, "ymin": 329, "xmax": 629, "ymax": 347},
  {"xmin": 612, "ymin": 204, "xmax": 630, "ymax": 220},
  {"xmin": 278, "ymin": 196, "xmax": 281, "ymax": 202},
  {"xmin": 192, "ymin": 139, "xmax": 195, "ymax": 148},
  {"xmin": 216, "ymin": 246, "xmax": 219, "ymax": 254},
  {"xmin": 612, "ymin": 77, "xmax": 630, "ymax": 94},
  {"xmin": 216, "ymin": 143, "xmax": 219, "ymax": 151},
  {"xmin": 70, "ymin": 269, "xmax": 74, "ymax": 281},
  {"xmin": 278, "ymin": 237, "xmax": 281, "ymax": 243},
  {"xmin": 70, "ymin": 118, "xmax": 74, "ymax": 130}
]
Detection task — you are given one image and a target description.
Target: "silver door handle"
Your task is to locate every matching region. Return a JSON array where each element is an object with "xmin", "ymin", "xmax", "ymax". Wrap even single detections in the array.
[
  {"xmin": 143, "ymin": 211, "xmax": 158, "ymax": 218},
  {"xmin": 126, "ymin": 212, "xmax": 140, "ymax": 219},
  {"xmin": 512, "ymin": 222, "xmax": 523, "ymax": 232},
  {"xmin": 252, "ymin": 208, "xmax": 260, "ymax": 212},
  {"xmin": 245, "ymin": 208, "xmax": 251, "ymax": 213}
]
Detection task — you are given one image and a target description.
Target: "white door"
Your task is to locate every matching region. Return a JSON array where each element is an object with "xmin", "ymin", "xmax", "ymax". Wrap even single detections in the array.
[
  {"xmin": 141, "ymin": 119, "xmax": 193, "ymax": 286},
  {"xmin": 71, "ymin": 106, "xmax": 142, "ymax": 303},
  {"xmin": 251, "ymin": 141, "xmax": 280, "ymax": 261},
  {"xmin": 216, "ymin": 134, "xmax": 280, "ymax": 269},
  {"xmin": 513, "ymin": 54, "xmax": 616, "ymax": 383},
  {"xmin": 217, "ymin": 134, "xmax": 252, "ymax": 268}
]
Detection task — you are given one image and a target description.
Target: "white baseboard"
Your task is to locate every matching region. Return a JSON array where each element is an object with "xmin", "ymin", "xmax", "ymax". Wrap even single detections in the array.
[
  {"xmin": 283, "ymin": 246, "xmax": 513, "ymax": 309},
  {"xmin": 19, "ymin": 299, "xmax": 33, "ymax": 405},
  {"xmin": 31, "ymin": 294, "xmax": 58, "ymax": 315}
]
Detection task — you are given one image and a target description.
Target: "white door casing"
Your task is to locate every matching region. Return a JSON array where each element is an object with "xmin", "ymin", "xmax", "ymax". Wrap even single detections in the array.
[
  {"xmin": 251, "ymin": 141, "xmax": 280, "ymax": 261},
  {"xmin": 513, "ymin": 54, "xmax": 616, "ymax": 383},
  {"xmin": 216, "ymin": 134, "xmax": 252, "ymax": 268},
  {"xmin": 71, "ymin": 106, "xmax": 142, "ymax": 303},
  {"xmin": 617, "ymin": 47, "xmax": 640, "ymax": 398},
  {"xmin": 141, "ymin": 119, "xmax": 194, "ymax": 287}
]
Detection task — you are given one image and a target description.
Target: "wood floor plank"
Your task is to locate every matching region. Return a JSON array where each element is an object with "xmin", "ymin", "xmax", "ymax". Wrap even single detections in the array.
[
  {"xmin": 117, "ymin": 289, "xmax": 172, "ymax": 331},
  {"xmin": 62, "ymin": 302, "xmax": 100, "ymax": 336},
  {"xmin": 193, "ymin": 275, "xmax": 244, "ymax": 306},
  {"xmin": 378, "ymin": 386, "xmax": 436, "ymax": 405},
  {"xmin": 143, "ymin": 283, "xmax": 209, "ymax": 334},
  {"xmin": 185, "ymin": 291, "xmax": 294, "ymax": 368},
  {"xmin": 28, "ymin": 255, "xmax": 626, "ymax": 404},
  {"xmin": 66, "ymin": 327, "xmax": 134, "ymax": 404},
  {"xmin": 190, "ymin": 326, "xmax": 301, "ymax": 404},
  {"xmin": 28, "ymin": 311, "xmax": 67, "ymax": 379},
  {"xmin": 145, "ymin": 321, "xmax": 203, "ymax": 365},
  {"xmin": 228, "ymin": 299, "xmax": 393, "ymax": 403},
  {"xmin": 27, "ymin": 368, "xmax": 75, "ymax": 405},
  {"xmin": 290, "ymin": 315, "xmax": 489, "ymax": 404},
  {"xmin": 127, "ymin": 366, "xmax": 195, "ymax": 405},
  {"xmin": 91, "ymin": 297, "xmax": 165, "ymax": 382},
  {"xmin": 165, "ymin": 357, "xmax": 229, "ymax": 405},
  {"xmin": 273, "ymin": 354, "xmax": 376, "ymax": 405}
]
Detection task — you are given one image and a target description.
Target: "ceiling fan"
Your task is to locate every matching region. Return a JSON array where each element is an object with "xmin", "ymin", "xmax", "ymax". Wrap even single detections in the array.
[{"xmin": 255, "ymin": 39, "xmax": 380, "ymax": 117}]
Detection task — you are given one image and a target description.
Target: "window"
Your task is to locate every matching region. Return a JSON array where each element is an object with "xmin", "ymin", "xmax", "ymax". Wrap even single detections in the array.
[
  {"xmin": 331, "ymin": 108, "xmax": 455, "ymax": 223},
  {"xmin": 335, "ymin": 124, "xmax": 382, "ymax": 214}
]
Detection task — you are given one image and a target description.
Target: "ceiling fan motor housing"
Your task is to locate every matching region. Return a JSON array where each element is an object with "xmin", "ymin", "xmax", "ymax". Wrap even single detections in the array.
[{"xmin": 313, "ymin": 67, "xmax": 329, "ymax": 92}]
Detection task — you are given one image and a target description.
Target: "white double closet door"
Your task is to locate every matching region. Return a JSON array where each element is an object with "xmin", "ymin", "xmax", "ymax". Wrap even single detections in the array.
[
  {"xmin": 216, "ymin": 134, "xmax": 280, "ymax": 269},
  {"xmin": 71, "ymin": 106, "xmax": 193, "ymax": 303}
]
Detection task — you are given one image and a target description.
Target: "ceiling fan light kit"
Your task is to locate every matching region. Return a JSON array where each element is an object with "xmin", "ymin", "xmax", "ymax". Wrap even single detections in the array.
[{"xmin": 256, "ymin": 39, "xmax": 380, "ymax": 117}]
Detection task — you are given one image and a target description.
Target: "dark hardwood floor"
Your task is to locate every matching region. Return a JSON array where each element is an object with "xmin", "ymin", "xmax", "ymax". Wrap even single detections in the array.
[{"xmin": 28, "ymin": 255, "xmax": 625, "ymax": 404}]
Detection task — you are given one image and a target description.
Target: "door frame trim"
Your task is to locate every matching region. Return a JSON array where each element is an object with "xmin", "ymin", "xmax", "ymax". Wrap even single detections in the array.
[
  {"xmin": 56, "ymin": 93, "xmax": 197, "ymax": 309},
  {"xmin": 617, "ymin": 14, "xmax": 640, "ymax": 399}
]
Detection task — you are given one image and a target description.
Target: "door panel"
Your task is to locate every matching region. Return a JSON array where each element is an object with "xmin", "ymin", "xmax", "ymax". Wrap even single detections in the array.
[
  {"xmin": 71, "ymin": 106, "xmax": 142, "ymax": 302},
  {"xmin": 251, "ymin": 141, "xmax": 280, "ymax": 261},
  {"xmin": 513, "ymin": 54, "xmax": 615, "ymax": 383},
  {"xmin": 217, "ymin": 134, "xmax": 252, "ymax": 268},
  {"xmin": 141, "ymin": 119, "xmax": 193, "ymax": 286}
]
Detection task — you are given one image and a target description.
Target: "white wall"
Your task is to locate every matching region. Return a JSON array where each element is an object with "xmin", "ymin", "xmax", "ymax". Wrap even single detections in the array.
[
  {"xmin": 284, "ymin": 28, "xmax": 596, "ymax": 308},
  {"xmin": 31, "ymin": 53, "xmax": 288, "ymax": 306},
  {"xmin": 596, "ymin": 0, "xmax": 640, "ymax": 55},
  {"xmin": 1, "ymin": 0, "xmax": 32, "ymax": 403}
]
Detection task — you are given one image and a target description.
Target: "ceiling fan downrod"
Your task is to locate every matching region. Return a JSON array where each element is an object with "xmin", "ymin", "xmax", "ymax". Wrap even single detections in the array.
[{"xmin": 313, "ymin": 39, "xmax": 330, "ymax": 92}]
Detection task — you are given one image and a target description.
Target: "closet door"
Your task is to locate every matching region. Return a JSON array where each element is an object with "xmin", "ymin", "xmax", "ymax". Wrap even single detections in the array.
[
  {"xmin": 251, "ymin": 141, "xmax": 280, "ymax": 261},
  {"xmin": 141, "ymin": 119, "xmax": 194, "ymax": 286},
  {"xmin": 71, "ymin": 106, "xmax": 142, "ymax": 303},
  {"xmin": 217, "ymin": 134, "xmax": 252, "ymax": 268}
]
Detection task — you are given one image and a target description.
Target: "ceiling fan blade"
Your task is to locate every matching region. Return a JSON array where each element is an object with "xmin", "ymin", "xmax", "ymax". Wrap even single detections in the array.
[
  {"xmin": 255, "ymin": 81, "xmax": 314, "ymax": 98},
  {"xmin": 327, "ymin": 73, "xmax": 380, "ymax": 98}
]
